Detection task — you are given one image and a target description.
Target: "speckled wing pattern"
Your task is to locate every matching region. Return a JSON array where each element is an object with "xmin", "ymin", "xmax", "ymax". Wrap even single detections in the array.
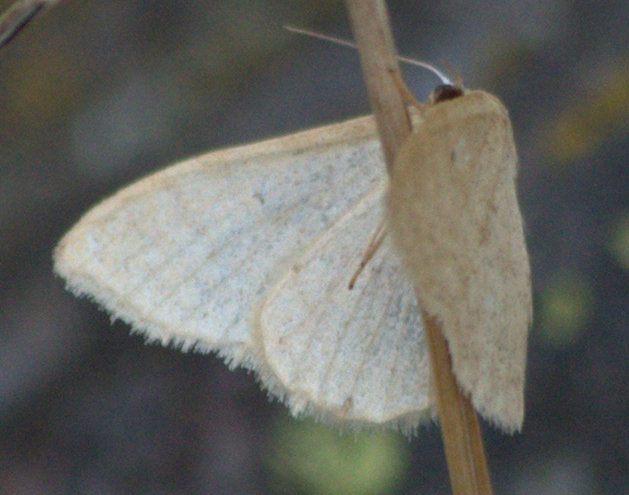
[
  {"xmin": 54, "ymin": 115, "xmax": 431, "ymax": 433},
  {"xmin": 257, "ymin": 182, "xmax": 430, "ymax": 432}
]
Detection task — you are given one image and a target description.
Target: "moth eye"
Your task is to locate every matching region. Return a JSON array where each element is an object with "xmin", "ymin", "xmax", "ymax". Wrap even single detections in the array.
[{"xmin": 432, "ymin": 84, "xmax": 464, "ymax": 103}]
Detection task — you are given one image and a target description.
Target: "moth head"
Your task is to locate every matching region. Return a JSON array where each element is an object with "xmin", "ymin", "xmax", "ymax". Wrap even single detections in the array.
[{"xmin": 430, "ymin": 84, "xmax": 465, "ymax": 104}]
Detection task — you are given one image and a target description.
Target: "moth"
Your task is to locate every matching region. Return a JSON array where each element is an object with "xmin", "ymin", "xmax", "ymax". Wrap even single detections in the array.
[{"xmin": 55, "ymin": 80, "xmax": 531, "ymax": 435}]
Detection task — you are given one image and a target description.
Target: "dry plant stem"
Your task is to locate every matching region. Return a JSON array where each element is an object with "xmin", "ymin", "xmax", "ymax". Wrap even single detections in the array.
[
  {"xmin": 345, "ymin": 0, "xmax": 410, "ymax": 173},
  {"xmin": 422, "ymin": 313, "xmax": 494, "ymax": 495},
  {"xmin": 345, "ymin": 1, "xmax": 493, "ymax": 494},
  {"xmin": 0, "ymin": 0, "xmax": 56, "ymax": 49}
]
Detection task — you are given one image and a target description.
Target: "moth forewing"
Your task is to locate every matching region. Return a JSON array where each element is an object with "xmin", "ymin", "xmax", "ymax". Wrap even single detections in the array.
[{"xmin": 387, "ymin": 90, "xmax": 532, "ymax": 432}]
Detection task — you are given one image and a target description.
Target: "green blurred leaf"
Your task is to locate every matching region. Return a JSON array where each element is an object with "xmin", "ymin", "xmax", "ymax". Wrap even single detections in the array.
[
  {"xmin": 264, "ymin": 419, "xmax": 410, "ymax": 495},
  {"xmin": 607, "ymin": 211, "xmax": 629, "ymax": 271}
]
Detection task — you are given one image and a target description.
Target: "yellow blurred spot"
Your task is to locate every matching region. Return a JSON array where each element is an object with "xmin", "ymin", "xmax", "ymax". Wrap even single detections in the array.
[
  {"xmin": 545, "ymin": 61, "xmax": 629, "ymax": 163},
  {"xmin": 264, "ymin": 419, "xmax": 410, "ymax": 495},
  {"xmin": 5, "ymin": 46, "xmax": 79, "ymax": 128},
  {"xmin": 537, "ymin": 271, "xmax": 593, "ymax": 349}
]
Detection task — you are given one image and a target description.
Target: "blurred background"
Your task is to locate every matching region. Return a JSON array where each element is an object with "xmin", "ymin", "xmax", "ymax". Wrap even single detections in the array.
[{"xmin": 1, "ymin": 0, "xmax": 628, "ymax": 493}]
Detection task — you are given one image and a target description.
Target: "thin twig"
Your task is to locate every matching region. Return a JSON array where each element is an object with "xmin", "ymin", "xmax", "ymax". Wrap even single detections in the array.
[
  {"xmin": 345, "ymin": 1, "xmax": 410, "ymax": 173},
  {"xmin": 0, "ymin": 0, "xmax": 60, "ymax": 50},
  {"xmin": 344, "ymin": 1, "xmax": 494, "ymax": 494}
]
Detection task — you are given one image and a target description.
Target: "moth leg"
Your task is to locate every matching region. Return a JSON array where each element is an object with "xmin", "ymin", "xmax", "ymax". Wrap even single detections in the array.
[{"xmin": 348, "ymin": 221, "xmax": 388, "ymax": 289}]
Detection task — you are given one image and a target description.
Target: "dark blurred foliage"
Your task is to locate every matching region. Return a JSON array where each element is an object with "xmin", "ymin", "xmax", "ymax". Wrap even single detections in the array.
[{"xmin": 1, "ymin": 1, "xmax": 628, "ymax": 494}]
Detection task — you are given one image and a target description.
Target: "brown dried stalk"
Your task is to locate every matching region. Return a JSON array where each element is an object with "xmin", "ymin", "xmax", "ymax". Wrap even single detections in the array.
[{"xmin": 345, "ymin": 1, "xmax": 494, "ymax": 494}]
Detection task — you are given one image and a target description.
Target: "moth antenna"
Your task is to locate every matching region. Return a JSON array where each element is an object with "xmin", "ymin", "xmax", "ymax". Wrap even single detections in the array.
[
  {"xmin": 396, "ymin": 56, "xmax": 452, "ymax": 86},
  {"xmin": 285, "ymin": 25, "xmax": 358, "ymax": 52},
  {"xmin": 440, "ymin": 60, "xmax": 463, "ymax": 87},
  {"xmin": 285, "ymin": 25, "xmax": 453, "ymax": 86}
]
